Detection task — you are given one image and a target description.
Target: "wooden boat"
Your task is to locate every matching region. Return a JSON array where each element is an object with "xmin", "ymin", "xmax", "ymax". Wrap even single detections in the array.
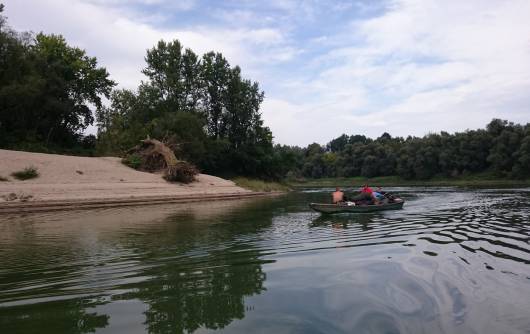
[{"xmin": 309, "ymin": 199, "xmax": 404, "ymax": 214}]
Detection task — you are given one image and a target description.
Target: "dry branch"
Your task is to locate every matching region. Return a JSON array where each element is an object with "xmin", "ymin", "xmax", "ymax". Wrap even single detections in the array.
[{"xmin": 124, "ymin": 138, "xmax": 198, "ymax": 183}]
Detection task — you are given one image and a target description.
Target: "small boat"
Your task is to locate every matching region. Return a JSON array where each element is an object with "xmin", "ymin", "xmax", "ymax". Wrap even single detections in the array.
[{"xmin": 309, "ymin": 199, "xmax": 404, "ymax": 214}]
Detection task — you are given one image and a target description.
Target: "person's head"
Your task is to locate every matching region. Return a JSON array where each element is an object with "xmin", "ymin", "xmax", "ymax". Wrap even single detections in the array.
[
  {"xmin": 335, "ymin": 187, "xmax": 341, "ymax": 191},
  {"xmin": 363, "ymin": 184, "xmax": 368, "ymax": 189}
]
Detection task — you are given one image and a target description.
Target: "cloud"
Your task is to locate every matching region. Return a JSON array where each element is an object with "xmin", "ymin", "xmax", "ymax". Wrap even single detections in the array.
[
  {"xmin": 3, "ymin": 0, "xmax": 530, "ymax": 146},
  {"xmin": 3, "ymin": 0, "xmax": 296, "ymax": 87},
  {"xmin": 85, "ymin": 0, "xmax": 196, "ymax": 11},
  {"xmin": 263, "ymin": 0, "xmax": 530, "ymax": 145}
]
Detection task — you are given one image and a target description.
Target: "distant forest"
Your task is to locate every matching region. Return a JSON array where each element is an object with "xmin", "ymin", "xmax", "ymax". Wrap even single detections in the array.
[
  {"xmin": 280, "ymin": 118, "xmax": 530, "ymax": 180},
  {"xmin": 1, "ymin": 4, "xmax": 529, "ymax": 180}
]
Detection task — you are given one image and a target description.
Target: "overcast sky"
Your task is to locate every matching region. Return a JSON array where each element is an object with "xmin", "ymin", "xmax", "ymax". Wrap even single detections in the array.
[{"xmin": 3, "ymin": 0, "xmax": 530, "ymax": 146}]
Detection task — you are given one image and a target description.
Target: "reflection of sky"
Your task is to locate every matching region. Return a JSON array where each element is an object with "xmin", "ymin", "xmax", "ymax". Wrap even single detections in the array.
[
  {"xmin": 4, "ymin": 0, "xmax": 530, "ymax": 145},
  {"xmin": 221, "ymin": 234, "xmax": 529, "ymax": 334}
]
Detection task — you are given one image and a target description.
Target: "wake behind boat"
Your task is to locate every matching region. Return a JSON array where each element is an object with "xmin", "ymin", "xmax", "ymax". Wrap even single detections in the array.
[{"xmin": 310, "ymin": 198, "xmax": 404, "ymax": 214}]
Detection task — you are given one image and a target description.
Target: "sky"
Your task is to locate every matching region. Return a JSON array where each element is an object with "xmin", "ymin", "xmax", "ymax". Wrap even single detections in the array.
[{"xmin": 3, "ymin": 0, "xmax": 530, "ymax": 146}]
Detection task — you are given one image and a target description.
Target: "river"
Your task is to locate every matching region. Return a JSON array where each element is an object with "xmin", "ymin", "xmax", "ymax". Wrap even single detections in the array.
[{"xmin": 1, "ymin": 188, "xmax": 529, "ymax": 334}]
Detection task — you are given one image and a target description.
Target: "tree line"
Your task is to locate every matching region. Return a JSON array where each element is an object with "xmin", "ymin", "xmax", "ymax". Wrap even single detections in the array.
[
  {"xmin": 1, "ymin": 4, "xmax": 529, "ymax": 180},
  {"xmin": 279, "ymin": 119, "xmax": 530, "ymax": 180}
]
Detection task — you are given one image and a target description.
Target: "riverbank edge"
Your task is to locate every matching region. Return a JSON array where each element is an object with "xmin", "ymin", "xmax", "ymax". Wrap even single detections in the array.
[
  {"xmin": 0, "ymin": 191, "xmax": 283, "ymax": 214},
  {"xmin": 232, "ymin": 177, "xmax": 291, "ymax": 192},
  {"xmin": 288, "ymin": 177, "xmax": 530, "ymax": 188}
]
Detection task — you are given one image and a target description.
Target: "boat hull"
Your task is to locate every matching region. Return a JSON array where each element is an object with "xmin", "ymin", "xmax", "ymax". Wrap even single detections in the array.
[{"xmin": 309, "ymin": 200, "xmax": 404, "ymax": 214}]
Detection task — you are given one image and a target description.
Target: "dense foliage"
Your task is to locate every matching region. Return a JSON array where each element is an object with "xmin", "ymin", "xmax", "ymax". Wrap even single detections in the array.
[
  {"xmin": 281, "ymin": 119, "xmax": 530, "ymax": 180},
  {"xmin": 0, "ymin": 5, "xmax": 115, "ymax": 153},
  {"xmin": 96, "ymin": 39, "xmax": 277, "ymax": 178}
]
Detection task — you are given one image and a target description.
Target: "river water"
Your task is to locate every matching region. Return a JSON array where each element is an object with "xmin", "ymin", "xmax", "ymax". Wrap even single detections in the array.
[{"xmin": 0, "ymin": 188, "xmax": 529, "ymax": 334}]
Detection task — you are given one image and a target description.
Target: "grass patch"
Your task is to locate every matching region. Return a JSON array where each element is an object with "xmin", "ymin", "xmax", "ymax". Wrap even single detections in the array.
[
  {"xmin": 122, "ymin": 153, "xmax": 143, "ymax": 170},
  {"xmin": 11, "ymin": 166, "xmax": 39, "ymax": 180},
  {"xmin": 288, "ymin": 175, "xmax": 530, "ymax": 188},
  {"xmin": 0, "ymin": 175, "xmax": 8, "ymax": 181},
  {"xmin": 233, "ymin": 177, "xmax": 291, "ymax": 192}
]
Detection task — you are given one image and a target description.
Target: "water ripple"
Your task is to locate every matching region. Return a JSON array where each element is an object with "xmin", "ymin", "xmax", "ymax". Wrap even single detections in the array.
[{"xmin": 0, "ymin": 188, "xmax": 529, "ymax": 333}]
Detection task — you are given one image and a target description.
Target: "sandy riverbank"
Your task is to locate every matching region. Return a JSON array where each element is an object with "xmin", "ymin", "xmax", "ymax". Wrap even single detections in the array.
[{"xmin": 0, "ymin": 149, "xmax": 271, "ymax": 211}]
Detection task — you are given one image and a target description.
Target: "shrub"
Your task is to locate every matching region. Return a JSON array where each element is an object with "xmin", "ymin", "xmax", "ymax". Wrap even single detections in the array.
[
  {"xmin": 122, "ymin": 154, "xmax": 143, "ymax": 170},
  {"xmin": 11, "ymin": 166, "xmax": 39, "ymax": 180},
  {"xmin": 164, "ymin": 161, "xmax": 198, "ymax": 183}
]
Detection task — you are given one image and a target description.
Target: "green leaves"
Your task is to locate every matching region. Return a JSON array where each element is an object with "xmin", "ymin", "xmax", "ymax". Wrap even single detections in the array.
[
  {"xmin": 290, "ymin": 120, "xmax": 530, "ymax": 180},
  {"xmin": 98, "ymin": 38, "xmax": 273, "ymax": 178},
  {"xmin": 0, "ymin": 18, "xmax": 115, "ymax": 150}
]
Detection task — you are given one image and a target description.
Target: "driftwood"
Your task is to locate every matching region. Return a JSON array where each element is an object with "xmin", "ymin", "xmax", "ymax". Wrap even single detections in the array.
[{"xmin": 125, "ymin": 138, "xmax": 198, "ymax": 183}]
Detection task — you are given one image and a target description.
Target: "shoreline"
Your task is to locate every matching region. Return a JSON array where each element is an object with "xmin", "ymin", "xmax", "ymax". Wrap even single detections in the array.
[
  {"xmin": 288, "ymin": 176, "xmax": 530, "ymax": 188},
  {"xmin": 0, "ymin": 191, "xmax": 281, "ymax": 214},
  {"xmin": 0, "ymin": 149, "xmax": 282, "ymax": 213}
]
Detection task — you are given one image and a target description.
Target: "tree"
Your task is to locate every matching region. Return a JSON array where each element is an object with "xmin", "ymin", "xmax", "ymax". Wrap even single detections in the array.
[
  {"xmin": 278, "ymin": 119, "xmax": 530, "ymax": 180},
  {"xmin": 327, "ymin": 134, "xmax": 349, "ymax": 152},
  {"xmin": 97, "ymin": 38, "xmax": 275, "ymax": 179},
  {"xmin": 0, "ymin": 12, "xmax": 115, "ymax": 151},
  {"xmin": 142, "ymin": 40, "xmax": 202, "ymax": 114},
  {"xmin": 513, "ymin": 130, "xmax": 530, "ymax": 178},
  {"xmin": 201, "ymin": 52, "xmax": 231, "ymax": 138},
  {"xmin": 487, "ymin": 122, "xmax": 523, "ymax": 176}
]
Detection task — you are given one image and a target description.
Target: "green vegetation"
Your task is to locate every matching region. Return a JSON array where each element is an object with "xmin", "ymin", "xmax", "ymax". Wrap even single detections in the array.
[
  {"xmin": 0, "ymin": 5, "xmax": 114, "ymax": 153},
  {"xmin": 279, "ymin": 119, "xmax": 530, "ymax": 182},
  {"xmin": 0, "ymin": 175, "xmax": 8, "ymax": 181},
  {"xmin": 233, "ymin": 177, "xmax": 290, "ymax": 192},
  {"xmin": 96, "ymin": 39, "xmax": 275, "ymax": 179},
  {"xmin": 11, "ymin": 166, "xmax": 39, "ymax": 180},
  {"xmin": 289, "ymin": 174, "xmax": 530, "ymax": 188},
  {"xmin": 122, "ymin": 154, "xmax": 143, "ymax": 170}
]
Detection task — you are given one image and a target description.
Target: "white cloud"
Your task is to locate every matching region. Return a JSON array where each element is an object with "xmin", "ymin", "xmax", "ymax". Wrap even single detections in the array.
[
  {"xmin": 85, "ymin": 0, "xmax": 196, "ymax": 11},
  {"xmin": 2, "ymin": 0, "xmax": 293, "ymax": 89},
  {"xmin": 264, "ymin": 0, "xmax": 530, "ymax": 145},
  {"xmin": 3, "ymin": 0, "xmax": 530, "ymax": 145}
]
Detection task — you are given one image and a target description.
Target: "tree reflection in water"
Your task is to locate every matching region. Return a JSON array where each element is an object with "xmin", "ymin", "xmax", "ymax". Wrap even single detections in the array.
[
  {"xmin": 136, "ymin": 247, "xmax": 268, "ymax": 333},
  {"xmin": 0, "ymin": 299, "xmax": 109, "ymax": 333},
  {"xmin": 0, "ymin": 197, "xmax": 281, "ymax": 334},
  {"xmin": 108, "ymin": 199, "xmax": 280, "ymax": 333}
]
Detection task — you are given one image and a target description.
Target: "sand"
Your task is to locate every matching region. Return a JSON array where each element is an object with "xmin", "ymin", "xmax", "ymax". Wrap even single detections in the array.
[{"xmin": 0, "ymin": 149, "xmax": 253, "ymax": 206}]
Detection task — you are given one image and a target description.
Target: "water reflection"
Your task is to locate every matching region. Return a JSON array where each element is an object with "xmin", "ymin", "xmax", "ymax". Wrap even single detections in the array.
[
  {"xmin": 119, "ymin": 208, "xmax": 275, "ymax": 334},
  {"xmin": 1, "ymin": 189, "xmax": 530, "ymax": 333},
  {"xmin": 0, "ymin": 198, "xmax": 279, "ymax": 333},
  {"xmin": 310, "ymin": 213, "xmax": 374, "ymax": 231},
  {"xmin": 0, "ymin": 299, "xmax": 109, "ymax": 333}
]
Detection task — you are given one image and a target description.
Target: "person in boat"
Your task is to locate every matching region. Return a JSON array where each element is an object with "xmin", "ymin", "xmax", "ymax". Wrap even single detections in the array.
[
  {"xmin": 371, "ymin": 190, "xmax": 386, "ymax": 204},
  {"xmin": 350, "ymin": 184, "xmax": 374, "ymax": 204},
  {"xmin": 332, "ymin": 187, "xmax": 345, "ymax": 204},
  {"xmin": 376, "ymin": 186, "xmax": 395, "ymax": 203}
]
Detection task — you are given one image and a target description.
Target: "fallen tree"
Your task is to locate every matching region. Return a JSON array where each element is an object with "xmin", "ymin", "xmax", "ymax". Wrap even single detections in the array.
[{"xmin": 123, "ymin": 138, "xmax": 198, "ymax": 183}]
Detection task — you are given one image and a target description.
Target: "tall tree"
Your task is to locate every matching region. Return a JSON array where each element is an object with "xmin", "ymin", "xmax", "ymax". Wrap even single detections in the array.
[
  {"xmin": 0, "ymin": 9, "xmax": 115, "ymax": 151},
  {"xmin": 98, "ymin": 38, "xmax": 275, "ymax": 178}
]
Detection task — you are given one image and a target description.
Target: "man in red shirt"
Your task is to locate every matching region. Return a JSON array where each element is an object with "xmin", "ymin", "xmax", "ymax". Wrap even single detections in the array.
[
  {"xmin": 351, "ymin": 184, "xmax": 374, "ymax": 203},
  {"xmin": 361, "ymin": 184, "xmax": 373, "ymax": 194}
]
